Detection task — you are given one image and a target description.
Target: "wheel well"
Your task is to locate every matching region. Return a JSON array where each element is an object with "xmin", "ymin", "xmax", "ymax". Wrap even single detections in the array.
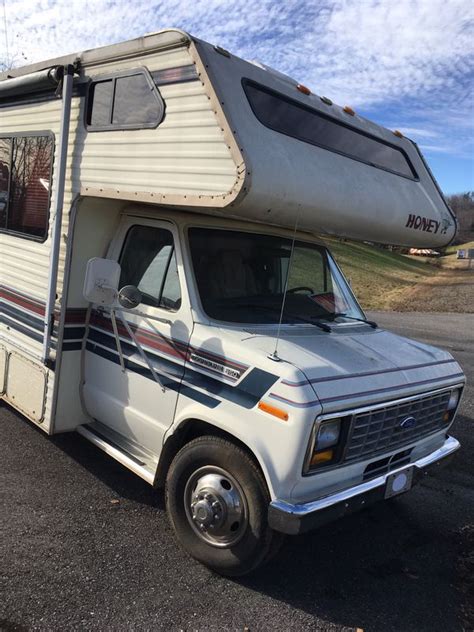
[{"xmin": 155, "ymin": 419, "xmax": 263, "ymax": 488}]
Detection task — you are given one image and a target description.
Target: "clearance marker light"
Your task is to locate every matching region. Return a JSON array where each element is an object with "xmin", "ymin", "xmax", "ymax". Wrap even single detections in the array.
[
  {"xmin": 393, "ymin": 130, "xmax": 404, "ymax": 138},
  {"xmin": 343, "ymin": 105, "xmax": 355, "ymax": 116},
  {"xmin": 297, "ymin": 83, "xmax": 311, "ymax": 95},
  {"xmin": 258, "ymin": 401, "xmax": 289, "ymax": 421}
]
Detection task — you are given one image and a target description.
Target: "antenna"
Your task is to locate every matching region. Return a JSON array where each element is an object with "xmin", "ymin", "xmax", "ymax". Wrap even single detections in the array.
[{"xmin": 268, "ymin": 206, "xmax": 300, "ymax": 362}]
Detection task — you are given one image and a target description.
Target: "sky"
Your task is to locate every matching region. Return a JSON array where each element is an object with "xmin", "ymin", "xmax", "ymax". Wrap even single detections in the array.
[{"xmin": 1, "ymin": 0, "xmax": 473, "ymax": 194}]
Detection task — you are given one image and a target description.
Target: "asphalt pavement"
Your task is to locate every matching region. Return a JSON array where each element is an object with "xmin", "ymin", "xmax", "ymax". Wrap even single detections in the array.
[{"xmin": 1, "ymin": 311, "xmax": 473, "ymax": 631}]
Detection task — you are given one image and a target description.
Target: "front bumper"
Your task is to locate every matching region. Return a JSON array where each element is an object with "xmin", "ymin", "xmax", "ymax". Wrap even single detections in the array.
[{"xmin": 268, "ymin": 435, "xmax": 460, "ymax": 535}]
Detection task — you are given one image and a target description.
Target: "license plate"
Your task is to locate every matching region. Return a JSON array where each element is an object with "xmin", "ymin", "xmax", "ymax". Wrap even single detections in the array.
[{"xmin": 385, "ymin": 466, "xmax": 414, "ymax": 499}]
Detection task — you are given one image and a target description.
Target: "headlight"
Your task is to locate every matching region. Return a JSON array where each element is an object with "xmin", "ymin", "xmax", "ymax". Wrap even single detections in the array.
[
  {"xmin": 443, "ymin": 388, "xmax": 462, "ymax": 423},
  {"xmin": 304, "ymin": 418, "xmax": 343, "ymax": 473},
  {"xmin": 447, "ymin": 389, "xmax": 460, "ymax": 411},
  {"xmin": 316, "ymin": 419, "xmax": 341, "ymax": 449}
]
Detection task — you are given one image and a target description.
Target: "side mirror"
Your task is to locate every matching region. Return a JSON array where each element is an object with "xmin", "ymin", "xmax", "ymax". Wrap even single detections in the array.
[
  {"xmin": 118, "ymin": 285, "xmax": 142, "ymax": 309},
  {"xmin": 83, "ymin": 257, "xmax": 121, "ymax": 305}
]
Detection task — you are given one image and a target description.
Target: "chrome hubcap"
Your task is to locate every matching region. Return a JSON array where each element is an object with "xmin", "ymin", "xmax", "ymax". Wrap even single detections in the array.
[{"xmin": 184, "ymin": 467, "xmax": 248, "ymax": 548}]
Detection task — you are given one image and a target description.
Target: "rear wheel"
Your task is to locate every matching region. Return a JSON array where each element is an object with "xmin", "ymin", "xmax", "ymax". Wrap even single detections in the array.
[{"xmin": 165, "ymin": 435, "xmax": 283, "ymax": 576}]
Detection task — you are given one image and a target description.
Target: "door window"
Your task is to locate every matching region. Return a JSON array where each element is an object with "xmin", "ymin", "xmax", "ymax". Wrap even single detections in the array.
[{"xmin": 119, "ymin": 225, "xmax": 181, "ymax": 311}]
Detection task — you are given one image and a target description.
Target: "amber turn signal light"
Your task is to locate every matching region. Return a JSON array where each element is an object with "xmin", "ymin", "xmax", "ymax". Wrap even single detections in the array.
[
  {"xmin": 258, "ymin": 401, "xmax": 289, "ymax": 421},
  {"xmin": 310, "ymin": 449, "xmax": 334, "ymax": 466}
]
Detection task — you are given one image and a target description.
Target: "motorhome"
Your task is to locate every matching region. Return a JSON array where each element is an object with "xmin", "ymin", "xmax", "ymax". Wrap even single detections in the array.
[{"xmin": 0, "ymin": 29, "xmax": 464, "ymax": 576}]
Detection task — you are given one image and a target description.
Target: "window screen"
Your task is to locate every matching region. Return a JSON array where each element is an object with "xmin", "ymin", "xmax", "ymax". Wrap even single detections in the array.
[
  {"xmin": 119, "ymin": 225, "xmax": 181, "ymax": 311},
  {"xmin": 243, "ymin": 80, "xmax": 417, "ymax": 179},
  {"xmin": 89, "ymin": 80, "xmax": 114, "ymax": 126},
  {"xmin": 86, "ymin": 69, "xmax": 164, "ymax": 131},
  {"xmin": 0, "ymin": 134, "xmax": 54, "ymax": 240}
]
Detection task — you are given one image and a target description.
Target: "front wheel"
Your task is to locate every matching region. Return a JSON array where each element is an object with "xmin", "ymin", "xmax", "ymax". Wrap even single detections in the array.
[{"xmin": 165, "ymin": 435, "xmax": 283, "ymax": 576}]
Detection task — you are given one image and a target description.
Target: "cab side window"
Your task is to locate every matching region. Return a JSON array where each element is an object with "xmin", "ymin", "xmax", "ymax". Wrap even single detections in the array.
[{"xmin": 119, "ymin": 225, "xmax": 181, "ymax": 311}]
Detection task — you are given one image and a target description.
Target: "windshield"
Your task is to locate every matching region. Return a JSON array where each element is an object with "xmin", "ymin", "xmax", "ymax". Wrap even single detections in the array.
[{"xmin": 189, "ymin": 228, "xmax": 365, "ymax": 325}]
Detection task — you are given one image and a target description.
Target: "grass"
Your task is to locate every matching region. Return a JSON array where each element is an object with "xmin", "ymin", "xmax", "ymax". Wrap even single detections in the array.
[{"xmin": 320, "ymin": 237, "xmax": 438, "ymax": 310}]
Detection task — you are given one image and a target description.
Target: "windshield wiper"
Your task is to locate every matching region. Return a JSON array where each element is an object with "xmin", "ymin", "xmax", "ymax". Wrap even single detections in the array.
[
  {"xmin": 330, "ymin": 313, "xmax": 378, "ymax": 329},
  {"xmin": 233, "ymin": 303, "xmax": 332, "ymax": 332},
  {"xmin": 287, "ymin": 312, "xmax": 332, "ymax": 332}
]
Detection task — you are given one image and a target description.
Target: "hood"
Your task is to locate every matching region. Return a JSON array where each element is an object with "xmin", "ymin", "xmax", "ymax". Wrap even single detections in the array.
[{"xmin": 238, "ymin": 323, "xmax": 464, "ymax": 413}]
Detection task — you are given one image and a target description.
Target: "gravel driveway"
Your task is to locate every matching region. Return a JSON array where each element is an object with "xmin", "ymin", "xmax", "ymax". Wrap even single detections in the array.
[{"xmin": 1, "ymin": 311, "xmax": 473, "ymax": 631}]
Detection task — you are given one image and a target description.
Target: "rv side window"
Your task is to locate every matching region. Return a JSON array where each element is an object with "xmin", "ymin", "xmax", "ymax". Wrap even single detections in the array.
[
  {"xmin": 243, "ymin": 80, "xmax": 417, "ymax": 180},
  {"xmin": 86, "ymin": 69, "xmax": 165, "ymax": 131},
  {"xmin": 0, "ymin": 134, "xmax": 54, "ymax": 241},
  {"xmin": 119, "ymin": 225, "xmax": 181, "ymax": 311}
]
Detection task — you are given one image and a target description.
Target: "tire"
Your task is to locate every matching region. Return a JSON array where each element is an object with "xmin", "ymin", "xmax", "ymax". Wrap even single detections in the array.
[{"xmin": 165, "ymin": 435, "xmax": 284, "ymax": 576}]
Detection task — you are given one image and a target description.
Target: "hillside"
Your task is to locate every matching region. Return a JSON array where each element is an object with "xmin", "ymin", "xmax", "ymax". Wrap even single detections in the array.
[{"xmin": 321, "ymin": 237, "xmax": 473, "ymax": 312}]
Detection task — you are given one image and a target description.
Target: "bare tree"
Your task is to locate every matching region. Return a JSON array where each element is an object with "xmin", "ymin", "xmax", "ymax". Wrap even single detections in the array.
[
  {"xmin": 0, "ymin": 35, "xmax": 29, "ymax": 72},
  {"xmin": 446, "ymin": 191, "xmax": 474, "ymax": 243}
]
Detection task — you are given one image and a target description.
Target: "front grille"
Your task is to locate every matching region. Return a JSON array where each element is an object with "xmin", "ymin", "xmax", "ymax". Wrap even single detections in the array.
[
  {"xmin": 344, "ymin": 391, "xmax": 450, "ymax": 463},
  {"xmin": 362, "ymin": 448, "xmax": 413, "ymax": 481}
]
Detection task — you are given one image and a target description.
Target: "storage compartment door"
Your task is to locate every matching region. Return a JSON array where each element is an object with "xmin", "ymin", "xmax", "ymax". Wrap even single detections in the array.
[{"xmin": 5, "ymin": 352, "xmax": 47, "ymax": 423}]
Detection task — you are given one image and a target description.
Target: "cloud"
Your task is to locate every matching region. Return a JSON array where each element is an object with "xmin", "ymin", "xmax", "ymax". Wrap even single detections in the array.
[
  {"xmin": 1, "ymin": 0, "xmax": 473, "ymax": 162},
  {"xmin": 396, "ymin": 128, "xmax": 440, "ymax": 140}
]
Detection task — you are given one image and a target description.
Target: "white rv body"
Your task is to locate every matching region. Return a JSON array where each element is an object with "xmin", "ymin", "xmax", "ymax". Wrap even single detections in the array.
[{"xmin": 0, "ymin": 29, "xmax": 464, "ymax": 574}]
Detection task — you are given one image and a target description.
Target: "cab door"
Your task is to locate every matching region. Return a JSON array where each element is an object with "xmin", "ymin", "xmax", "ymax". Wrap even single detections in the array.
[{"xmin": 82, "ymin": 216, "xmax": 192, "ymax": 456}]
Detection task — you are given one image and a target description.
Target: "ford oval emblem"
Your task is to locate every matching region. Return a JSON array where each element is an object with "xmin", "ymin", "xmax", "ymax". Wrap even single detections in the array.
[{"xmin": 400, "ymin": 416, "xmax": 417, "ymax": 429}]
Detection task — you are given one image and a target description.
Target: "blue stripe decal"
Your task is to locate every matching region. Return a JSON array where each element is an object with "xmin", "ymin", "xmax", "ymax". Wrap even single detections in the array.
[
  {"xmin": 86, "ymin": 331, "xmax": 279, "ymax": 410},
  {"xmin": 269, "ymin": 393, "xmax": 319, "ymax": 409},
  {"xmin": 86, "ymin": 342, "xmax": 220, "ymax": 409},
  {"xmin": 88, "ymin": 325, "xmax": 279, "ymax": 408},
  {"xmin": 2, "ymin": 293, "xmax": 280, "ymax": 407},
  {"xmin": 62, "ymin": 341, "xmax": 83, "ymax": 352},
  {"xmin": 63, "ymin": 326, "xmax": 86, "ymax": 340},
  {"xmin": 0, "ymin": 302, "xmax": 44, "ymax": 332},
  {"xmin": 88, "ymin": 327, "xmax": 185, "ymax": 379},
  {"xmin": 183, "ymin": 366, "xmax": 278, "ymax": 410},
  {"xmin": 1, "ymin": 300, "xmax": 82, "ymax": 351},
  {"xmin": 0, "ymin": 313, "xmax": 44, "ymax": 342}
]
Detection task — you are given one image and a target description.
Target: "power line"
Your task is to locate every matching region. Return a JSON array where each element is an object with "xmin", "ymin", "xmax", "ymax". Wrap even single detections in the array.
[{"xmin": 2, "ymin": 0, "xmax": 9, "ymax": 65}]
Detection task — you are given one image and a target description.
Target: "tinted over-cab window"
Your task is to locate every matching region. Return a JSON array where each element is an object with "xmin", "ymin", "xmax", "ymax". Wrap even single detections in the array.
[
  {"xmin": 0, "ymin": 134, "xmax": 54, "ymax": 240},
  {"xmin": 243, "ymin": 80, "xmax": 417, "ymax": 179},
  {"xmin": 86, "ymin": 69, "xmax": 165, "ymax": 131}
]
